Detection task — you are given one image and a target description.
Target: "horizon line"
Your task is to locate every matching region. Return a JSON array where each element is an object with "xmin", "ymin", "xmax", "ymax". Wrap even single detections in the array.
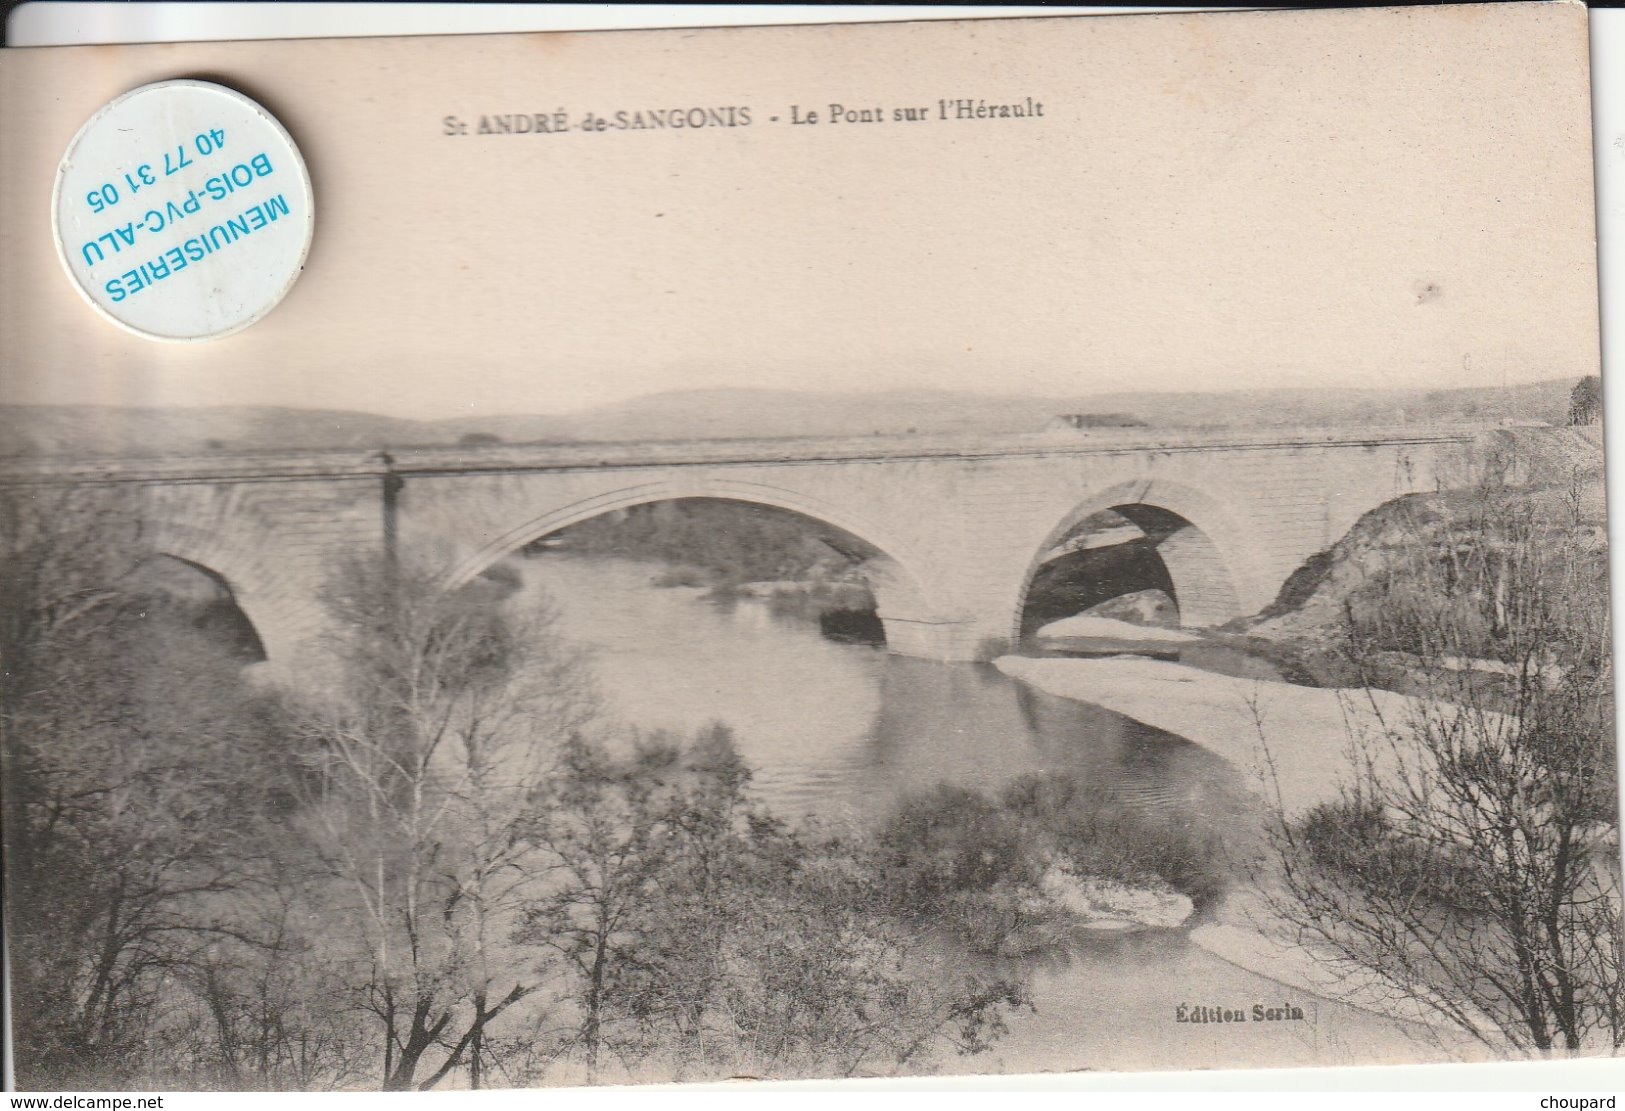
[{"xmin": 0, "ymin": 374, "xmax": 1588, "ymax": 424}]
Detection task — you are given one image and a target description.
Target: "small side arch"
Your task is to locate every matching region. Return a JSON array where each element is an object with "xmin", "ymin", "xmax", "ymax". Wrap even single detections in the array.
[
  {"xmin": 130, "ymin": 553, "xmax": 269, "ymax": 660},
  {"xmin": 1013, "ymin": 477, "xmax": 1266, "ymax": 636},
  {"xmin": 142, "ymin": 516, "xmax": 299, "ymax": 663}
]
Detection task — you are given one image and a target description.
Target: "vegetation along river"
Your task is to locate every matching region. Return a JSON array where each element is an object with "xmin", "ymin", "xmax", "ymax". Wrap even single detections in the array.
[{"xmin": 500, "ymin": 552, "xmax": 1450, "ymax": 1074}]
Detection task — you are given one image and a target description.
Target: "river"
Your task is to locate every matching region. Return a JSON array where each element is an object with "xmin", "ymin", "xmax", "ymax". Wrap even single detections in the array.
[{"xmin": 506, "ymin": 552, "xmax": 1457, "ymax": 1074}]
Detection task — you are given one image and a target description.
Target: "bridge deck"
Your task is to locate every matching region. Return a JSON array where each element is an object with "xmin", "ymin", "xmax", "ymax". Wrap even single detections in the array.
[{"xmin": 0, "ymin": 425, "xmax": 1493, "ymax": 486}]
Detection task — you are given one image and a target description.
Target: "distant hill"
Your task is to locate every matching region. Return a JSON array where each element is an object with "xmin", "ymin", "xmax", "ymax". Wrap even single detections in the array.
[
  {"xmin": 0, "ymin": 378, "xmax": 1583, "ymax": 458},
  {"xmin": 0, "ymin": 405, "xmax": 427, "ymax": 458}
]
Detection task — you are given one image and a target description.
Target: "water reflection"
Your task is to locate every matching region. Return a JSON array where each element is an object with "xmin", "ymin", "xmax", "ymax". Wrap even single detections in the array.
[{"xmin": 513, "ymin": 553, "xmax": 1252, "ymax": 840}]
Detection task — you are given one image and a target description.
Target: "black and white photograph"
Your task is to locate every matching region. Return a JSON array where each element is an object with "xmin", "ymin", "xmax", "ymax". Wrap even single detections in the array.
[{"xmin": 0, "ymin": 1, "xmax": 1618, "ymax": 1091}]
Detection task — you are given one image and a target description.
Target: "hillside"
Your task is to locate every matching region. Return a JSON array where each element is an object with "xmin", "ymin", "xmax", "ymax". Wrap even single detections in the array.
[
  {"xmin": 0, "ymin": 378, "xmax": 1582, "ymax": 458},
  {"xmin": 1238, "ymin": 426, "xmax": 1607, "ymax": 679},
  {"xmin": 0, "ymin": 405, "xmax": 424, "ymax": 458}
]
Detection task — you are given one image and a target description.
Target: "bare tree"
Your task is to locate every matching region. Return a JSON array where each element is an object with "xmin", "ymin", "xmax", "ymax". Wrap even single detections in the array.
[
  {"xmin": 1, "ymin": 486, "xmax": 298, "ymax": 1087},
  {"xmin": 153, "ymin": 886, "xmax": 372, "ymax": 1090},
  {"xmin": 1268, "ymin": 462, "xmax": 1620, "ymax": 1055},
  {"xmin": 292, "ymin": 557, "xmax": 591, "ymax": 1089},
  {"xmin": 515, "ymin": 732, "xmax": 685, "ymax": 1079},
  {"xmin": 517, "ymin": 728, "xmax": 1028, "ymax": 1084}
]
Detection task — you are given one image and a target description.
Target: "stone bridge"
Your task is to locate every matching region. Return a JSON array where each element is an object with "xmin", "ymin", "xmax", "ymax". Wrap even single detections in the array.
[{"xmin": 2, "ymin": 426, "xmax": 1485, "ymax": 667}]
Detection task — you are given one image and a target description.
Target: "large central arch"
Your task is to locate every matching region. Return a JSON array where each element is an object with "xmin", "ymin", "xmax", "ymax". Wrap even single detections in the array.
[
  {"xmin": 441, "ymin": 476, "xmax": 949, "ymax": 650},
  {"xmin": 1012, "ymin": 477, "xmax": 1265, "ymax": 638}
]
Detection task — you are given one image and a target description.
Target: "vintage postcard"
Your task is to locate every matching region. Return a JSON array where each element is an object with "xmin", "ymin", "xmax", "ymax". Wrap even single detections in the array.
[{"xmin": 0, "ymin": 2, "xmax": 1614, "ymax": 1090}]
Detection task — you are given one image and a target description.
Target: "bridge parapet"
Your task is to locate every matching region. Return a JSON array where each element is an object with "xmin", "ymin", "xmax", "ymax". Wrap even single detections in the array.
[{"xmin": 0, "ymin": 423, "xmax": 1493, "ymax": 485}]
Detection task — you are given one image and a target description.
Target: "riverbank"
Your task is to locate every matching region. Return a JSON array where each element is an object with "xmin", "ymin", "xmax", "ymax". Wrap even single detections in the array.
[
  {"xmin": 1189, "ymin": 918, "xmax": 1490, "ymax": 1039},
  {"xmin": 992, "ymin": 653, "xmax": 1498, "ymax": 816},
  {"xmin": 511, "ymin": 553, "xmax": 1455, "ymax": 1069},
  {"xmin": 994, "ymin": 655, "xmax": 1367, "ymax": 814},
  {"xmin": 993, "ymin": 652, "xmax": 1507, "ymax": 1045}
]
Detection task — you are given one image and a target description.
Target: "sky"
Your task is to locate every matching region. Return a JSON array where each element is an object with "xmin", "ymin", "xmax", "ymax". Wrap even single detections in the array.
[{"xmin": 0, "ymin": 4, "xmax": 1602, "ymax": 419}]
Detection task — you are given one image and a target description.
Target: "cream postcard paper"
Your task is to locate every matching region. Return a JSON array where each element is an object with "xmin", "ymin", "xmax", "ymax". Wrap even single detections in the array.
[{"xmin": 0, "ymin": 3, "xmax": 1614, "ymax": 1090}]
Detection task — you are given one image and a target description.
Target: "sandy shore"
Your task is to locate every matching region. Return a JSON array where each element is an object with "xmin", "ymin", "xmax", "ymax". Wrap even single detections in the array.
[
  {"xmin": 994, "ymin": 654, "xmax": 1450, "ymax": 815},
  {"xmin": 994, "ymin": 653, "xmax": 1503, "ymax": 1040},
  {"xmin": 1188, "ymin": 920, "xmax": 1485, "ymax": 1037}
]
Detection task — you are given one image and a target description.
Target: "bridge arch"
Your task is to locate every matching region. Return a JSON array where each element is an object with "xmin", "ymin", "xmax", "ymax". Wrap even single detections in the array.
[
  {"xmin": 442, "ymin": 477, "xmax": 950, "ymax": 651},
  {"xmin": 130, "ymin": 553, "xmax": 268, "ymax": 660},
  {"xmin": 143, "ymin": 516, "xmax": 304, "ymax": 664},
  {"xmin": 1012, "ymin": 477, "xmax": 1267, "ymax": 637}
]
